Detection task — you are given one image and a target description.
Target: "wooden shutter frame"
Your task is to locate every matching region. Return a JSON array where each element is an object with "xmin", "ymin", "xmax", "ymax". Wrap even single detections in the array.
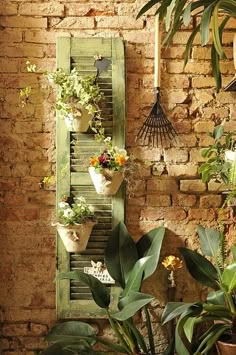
[{"xmin": 56, "ymin": 37, "xmax": 126, "ymax": 319}]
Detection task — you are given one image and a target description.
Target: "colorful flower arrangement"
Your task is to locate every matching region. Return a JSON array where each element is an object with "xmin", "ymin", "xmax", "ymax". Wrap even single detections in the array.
[
  {"xmin": 57, "ymin": 196, "xmax": 95, "ymax": 225},
  {"xmin": 89, "ymin": 137, "xmax": 129, "ymax": 172}
]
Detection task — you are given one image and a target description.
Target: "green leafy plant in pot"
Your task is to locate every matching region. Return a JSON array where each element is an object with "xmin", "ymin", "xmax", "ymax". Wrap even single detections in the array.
[
  {"xmin": 198, "ymin": 124, "xmax": 236, "ymax": 205},
  {"xmin": 55, "ymin": 196, "xmax": 96, "ymax": 253},
  {"xmin": 40, "ymin": 222, "xmax": 166, "ymax": 354},
  {"xmin": 46, "ymin": 68, "xmax": 104, "ymax": 134},
  {"xmin": 162, "ymin": 225, "xmax": 236, "ymax": 355}
]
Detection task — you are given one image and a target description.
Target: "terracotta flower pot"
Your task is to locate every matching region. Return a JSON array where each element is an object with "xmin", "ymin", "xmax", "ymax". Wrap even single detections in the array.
[
  {"xmin": 56, "ymin": 221, "xmax": 95, "ymax": 253},
  {"xmin": 89, "ymin": 167, "xmax": 123, "ymax": 196},
  {"xmin": 64, "ymin": 105, "xmax": 93, "ymax": 132},
  {"xmin": 216, "ymin": 340, "xmax": 236, "ymax": 355}
]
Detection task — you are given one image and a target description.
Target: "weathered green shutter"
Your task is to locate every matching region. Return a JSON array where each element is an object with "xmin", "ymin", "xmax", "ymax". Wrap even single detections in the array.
[{"xmin": 56, "ymin": 37, "xmax": 126, "ymax": 319}]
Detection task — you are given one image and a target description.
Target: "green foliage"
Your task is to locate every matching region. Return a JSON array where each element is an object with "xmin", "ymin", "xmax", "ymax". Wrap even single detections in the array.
[
  {"xmin": 46, "ymin": 68, "xmax": 102, "ymax": 118},
  {"xmin": 57, "ymin": 196, "xmax": 95, "ymax": 225},
  {"xmin": 40, "ymin": 221, "xmax": 166, "ymax": 355},
  {"xmin": 198, "ymin": 125, "xmax": 236, "ymax": 186},
  {"xmin": 162, "ymin": 225, "xmax": 236, "ymax": 355},
  {"xmin": 137, "ymin": 0, "xmax": 236, "ymax": 91}
]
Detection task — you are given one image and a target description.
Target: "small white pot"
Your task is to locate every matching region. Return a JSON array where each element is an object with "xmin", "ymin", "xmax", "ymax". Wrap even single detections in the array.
[
  {"xmin": 56, "ymin": 221, "xmax": 96, "ymax": 253},
  {"xmin": 225, "ymin": 150, "xmax": 236, "ymax": 162},
  {"xmin": 64, "ymin": 106, "xmax": 93, "ymax": 132},
  {"xmin": 89, "ymin": 167, "xmax": 123, "ymax": 196}
]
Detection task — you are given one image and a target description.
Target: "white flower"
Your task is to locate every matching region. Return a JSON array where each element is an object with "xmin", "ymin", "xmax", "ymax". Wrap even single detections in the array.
[
  {"xmin": 77, "ymin": 196, "xmax": 86, "ymax": 203},
  {"xmin": 89, "ymin": 205, "xmax": 94, "ymax": 213},
  {"xmin": 59, "ymin": 201, "xmax": 69, "ymax": 208},
  {"xmin": 63, "ymin": 208, "xmax": 75, "ymax": 218},
  {"xmin": 104, "ymin": 136, "xmax": 112, "ymax": 144},
  {"xmin": 114, "ymin": 147, "xmax": 128, "ymax": 157}
]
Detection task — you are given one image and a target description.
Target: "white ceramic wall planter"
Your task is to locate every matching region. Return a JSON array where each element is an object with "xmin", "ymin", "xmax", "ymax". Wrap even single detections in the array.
[
  {"xmin": 89, "ymin": 167, "xmax": 123, "ymax": 196},
  {"xmin": 57, "ymin": 221, "xmax": 96, "ymax": 253}
]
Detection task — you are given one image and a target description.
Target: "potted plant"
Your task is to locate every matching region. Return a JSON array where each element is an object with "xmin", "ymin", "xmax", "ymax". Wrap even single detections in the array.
[
  {"xmin": 137, "ymin": 1, "xmax": 236, "ymax": 91},
  {"xmin": 46, "ymin": 68, "xmax": 103, "ymax": 132},
  {"xmin": 89, "ymin": 137, "xmax": 129, "ymax": 196},
  {"xmin": 162, "ymin": 225, "xmax": 236, "ymax": 355},
  {"xmin": 55, "ymin": 196, "xmax": 96, "ymax": 253},
  {"xmin": 198, "ymin": 124, "xmax": 236, "ymax": 203},
  {"xmin": 39, "ymin": 222, "xmax": 166, "ymax": 354}
]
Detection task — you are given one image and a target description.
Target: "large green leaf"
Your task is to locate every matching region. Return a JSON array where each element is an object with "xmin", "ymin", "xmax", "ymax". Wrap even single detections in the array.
[
  {"xmin": 46, "ymin": 321, "xmax": 96, "ymax": 343},
  {"xmin": 212, "ymin": 1, "xmax": 226, "ymax": 58},
  {"xmin": 39, "ymin": 341, "xmax": 92, "ymax": 355},
  {"xmin": 165, "ymin": 0, "xmax": 176, "ymax": 31},
  {"xmin": 231, "ymin": 246, "xmax": 236, "ymax": 261},
  {"xmin": 200, "ymin": 3, "xmax": 214, "ymax": 45},
  {"xmin": 197, "ymin": 225, "xmax": 221, "ymax": 257},
  {"xmin": 104, "ymin": 222, "xmax": 138, "ymax": 288},
  {"xmin": 183, "ymin": 317, "xmax": 195, "ymax": 342},
  {"xmin": 162, "ymin": 302, "xmax": 200, "ymax": 324},
  {"xmin": 96, "ymin": 337, "xmax": 130, "ymax": 353},
  {"xmin": 121, "ymin": 256, "xmax": 151, "ymax": 297},
  {"xmin": 222, "ymin": 262, "xmax": 236, "ymax": 292},
  {"xmin": 179, "ymin": 248, "xmax": 219, "ymax": 288},
  {"xmin": 136, "ymin": 226, "xmax": 165, "ymax": 280},
  {"xmin": 56, "ymin": 271, "xmax": 110, "ymax": 308},
  {"xmin": 136, "ymin": 0, "xmax": 160, "ymax": 18},
  {"xmin": 112, "ymin": 291, "xmax": 154, "ymax": 321},
  {"xmin": 207, "ymin": 290, "xmax": 226, "ymax": 305},
  {"xmin": 184, "ymin": 24, "xmax": 200, "ymax": 67},
  {"xmin": 175, "ymin": 304, "xmax": 202, "ymax": 355},
  {"xmin": 194, "ymin": 323, "xmax": 230, "ymax": 354},
  {"xmin": 212, "ymin": 125, "xmax": 224, "ymax": 140}
]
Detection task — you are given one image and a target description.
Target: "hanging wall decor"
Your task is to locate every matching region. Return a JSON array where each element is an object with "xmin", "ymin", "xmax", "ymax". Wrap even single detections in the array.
[{"xmin": 136, "ymin": 16, "xmax": 177, "ymax": 148}]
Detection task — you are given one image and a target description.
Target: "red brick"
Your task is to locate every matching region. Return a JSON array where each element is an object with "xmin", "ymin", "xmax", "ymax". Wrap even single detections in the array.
[
  {"xmin": 1, "ymin": 44, "xmax": 44, "ymax": 58},
  {"xmin": 147, "ymin": 178, "xmax": 178, "ymax": 193},
  {"xmin": 146, "ymin": 194, "xmax": 171, "ymax": 207},
  {"xmin": 0, "ymin": 29, "xmax": 23, "ymax": 43},
  {"xmin": 188, "ymin": 208, "xmax": 215, "ymax": 221},
  {"xmin": 0, "ymin": 16, "xmax": 47, "ymax": 28},
  {"xmin": 200, "ymin": 195, "xmax": 223, "ymax": 208},
  {"xmin": 141, "ymin": 207, "xmax": 186, "ymax": 221},
  {"xmin": 180, "ymin": 179, "xmax": 206, "ymax": 192},
  {"xmin": 173, "ymin": 193, "xmax": 197, "ymax": 207},
  {"xmin": 19, "ymin": 3, "xmax": 64, "ymax": 16},
  {"xmin": 0, "ymin": 4, "xmax": 17, "ymax": 15},
  {"xmin": 0, "ymin": 58, "xmax": 18, "ymax": 73},
  {"xmin": 167, "ymin": 164, "xmax": 198, "ymax": 177},
  {"xmin": 96, "ymin": 16, "xmax": 143, "ymax": 29},
  {"xmin": 164, "ymin": 148, "xmax": 188, "ymax": 163},
  {"xmin": 66, "ymin": 3, "xmax": 115, "ymax": 16},
  {"xmin": 54, "ymin": 17, "xmax": 94, "ymax": 29}
]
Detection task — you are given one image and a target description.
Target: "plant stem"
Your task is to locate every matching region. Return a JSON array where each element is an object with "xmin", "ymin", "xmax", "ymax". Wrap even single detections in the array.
[
  {"xmin": 105, "ymin": 309, "xmax": 131, "ymax": 354},
  {"xmin": 144, "ymin": 306, "xmax": 155, "ymax": 355}
]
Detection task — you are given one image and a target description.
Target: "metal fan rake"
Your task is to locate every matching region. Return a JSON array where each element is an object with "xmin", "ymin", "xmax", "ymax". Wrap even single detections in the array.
[{"xmin": 136, "ymin": 16, "xmax": 177, "ymax": 148}]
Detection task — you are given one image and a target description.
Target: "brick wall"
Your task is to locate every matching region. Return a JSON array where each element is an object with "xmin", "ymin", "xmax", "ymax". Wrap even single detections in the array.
[{"xmin": 0, "ymin": 1, "xmax": 236, "ymax": 354}]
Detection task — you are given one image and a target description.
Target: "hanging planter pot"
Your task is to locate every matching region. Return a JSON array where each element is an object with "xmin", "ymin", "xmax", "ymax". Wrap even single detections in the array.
[
  {"xmin": 64, "ymin": 105, "xmax": 93, "ymax": 132},
  {"xmin": 89, "ymin": 167, "xmax": 123, "ymax": 196},
  {"xmin": 56, "ymin": 220, "xmax": 96, "ymax": 253}
]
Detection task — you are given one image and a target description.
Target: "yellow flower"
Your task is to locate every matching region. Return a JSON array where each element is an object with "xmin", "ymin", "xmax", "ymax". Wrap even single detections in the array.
[
  {"xmin": 115, "ymin": 154, "xmax": 126, "ymax": 166},
  {"xmin": 162, "ymin": 255, "xmax": 183, "ymax": 271},
  {"xmin": 90, "ymin": 157, "xmax": 99, "ymax": 166}
]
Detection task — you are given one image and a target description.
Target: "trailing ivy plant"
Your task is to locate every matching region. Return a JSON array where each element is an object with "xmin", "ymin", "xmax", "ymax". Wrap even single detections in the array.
[
  {"xmin": 39, "ymin": 222, "xmax": 166, "ymax": 355},
  {"xmin": 137, "ymin": 0, "xmax": 236, "ymax": 91},
  {"xmin": 46, "ymin": 68, "xmax": 105, "ymax": 140}
]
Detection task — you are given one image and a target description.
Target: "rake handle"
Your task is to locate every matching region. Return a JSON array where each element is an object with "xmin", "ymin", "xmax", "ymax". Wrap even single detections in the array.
[{"xmin": 154, "ymin": 15, "xmax": 160, "ymax": 88}]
